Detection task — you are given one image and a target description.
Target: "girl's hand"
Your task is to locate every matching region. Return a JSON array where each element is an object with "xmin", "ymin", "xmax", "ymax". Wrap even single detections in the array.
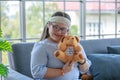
[{"xmin": 62, "ymin": 60, "xmax": 74, "ymax": 74}]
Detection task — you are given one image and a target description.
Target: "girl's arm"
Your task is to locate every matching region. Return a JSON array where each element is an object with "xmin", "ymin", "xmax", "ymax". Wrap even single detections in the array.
[
  {"xmin": 78, "ymin": 44, "xmax": 92, "ymax": 74},
  {"xmin": 44, "ymin": 61, "xmax": 74, "ymax": 78}
]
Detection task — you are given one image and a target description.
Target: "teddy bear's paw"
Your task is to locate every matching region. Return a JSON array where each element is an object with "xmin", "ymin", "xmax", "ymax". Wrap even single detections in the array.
[
  {"xmin": 54, "ymin": 51, "xmax": 60, "ymax": 57},
  {"xmin": 78, "ymin": 54, "xmax": 84, "ymax": 60},
  {"xmin": 81, "ymin": 74, "xmax": 93, "ymax": 80}
]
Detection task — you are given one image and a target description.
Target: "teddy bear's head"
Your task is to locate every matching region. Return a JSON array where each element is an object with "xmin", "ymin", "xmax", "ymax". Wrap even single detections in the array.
[{"xmin": 58, "ymin": 35, "xmax": 79, "ymax": 49}]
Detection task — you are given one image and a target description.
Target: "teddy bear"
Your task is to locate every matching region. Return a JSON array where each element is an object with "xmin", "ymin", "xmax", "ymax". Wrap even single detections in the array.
[
  {"xmin": 54, "ymin": 35, "xmax": 84, "ymax": 63},
  {"xmin": 54, "ymin": 35, "xmax": 93, "ymax": 80}
]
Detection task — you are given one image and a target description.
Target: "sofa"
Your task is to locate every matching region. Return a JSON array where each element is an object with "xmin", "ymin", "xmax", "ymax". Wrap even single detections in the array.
[
  {"xmin": 80, "ymin": 38, "xmax": 120, "ymax": 80},
  {"xmin": 6, "ymin": 38, "xmax": 120, "ymax": 80}
]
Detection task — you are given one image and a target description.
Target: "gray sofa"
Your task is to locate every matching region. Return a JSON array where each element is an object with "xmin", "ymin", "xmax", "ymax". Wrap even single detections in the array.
[{"xmin": 7, "ymin": 38, "xmax": 120, "ymax": 80}]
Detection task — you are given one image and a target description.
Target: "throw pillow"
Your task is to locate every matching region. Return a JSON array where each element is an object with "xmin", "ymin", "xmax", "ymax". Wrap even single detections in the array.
[
  {"xmin": 87, "ymin": 54, "xmax": 120, "ymax": 80},
  {"xmin": 107, "ymin": 46, "xmax": 120, "ymax": 54}
]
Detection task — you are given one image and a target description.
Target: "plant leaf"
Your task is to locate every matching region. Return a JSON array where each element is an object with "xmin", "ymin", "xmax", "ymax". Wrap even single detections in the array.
[
  {"xmin": 0, "ymin": 29, "xmax": 2, "ymax": 38},
  {"xmin": 0, "ymin": 64, "xmax": 8, "ymax": 77},
  {"xmin": 0, "ymin": 38, "xmax": 12, "ymax": 52},
  {"xmin": 0, "ymin": 29, "xmax": 12, "ymax": 78}
]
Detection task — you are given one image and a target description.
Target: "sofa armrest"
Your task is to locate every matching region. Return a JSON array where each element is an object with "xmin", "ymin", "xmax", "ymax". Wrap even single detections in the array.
[{"xmin": 5, "ymin": 68, "xmax": 33, "ymax": 80}]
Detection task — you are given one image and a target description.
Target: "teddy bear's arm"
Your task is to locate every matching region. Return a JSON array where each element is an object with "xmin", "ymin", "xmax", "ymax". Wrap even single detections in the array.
[
  {"xmin": 72, "ymin": 53, "xmax": 82, "ymax": 62},
  {"xmin": 54, "ymin": 50, "xmax": 68, "ymax": 63},
  {"xmin": 74, "ymin": 45, "xmax": 82, "ymax": 53}
]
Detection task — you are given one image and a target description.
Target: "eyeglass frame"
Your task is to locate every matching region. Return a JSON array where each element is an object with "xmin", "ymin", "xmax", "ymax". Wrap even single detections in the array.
[{"xmin": 51, "ymin": 24, "xmax": 69, "ymax": 34}]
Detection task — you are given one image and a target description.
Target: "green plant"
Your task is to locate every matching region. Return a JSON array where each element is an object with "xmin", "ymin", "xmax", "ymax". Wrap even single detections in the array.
[{"xmin": 0, "ymin": 29, "xmax": 12, "ymax": 78}]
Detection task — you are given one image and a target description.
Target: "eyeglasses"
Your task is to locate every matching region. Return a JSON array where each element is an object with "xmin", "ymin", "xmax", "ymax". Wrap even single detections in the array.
[{"xmin": 52, "ymin": 25, "xmax": 68, "ymax": 34}]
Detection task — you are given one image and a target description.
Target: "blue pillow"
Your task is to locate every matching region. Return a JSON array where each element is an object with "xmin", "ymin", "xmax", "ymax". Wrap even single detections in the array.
[
  {"xmin": 107, "ymin": 46, "xmax": 120, "ymax": 54},
  {"xmin": 87, "ymin": 54, "xmax": 120, "ymax": 80}
]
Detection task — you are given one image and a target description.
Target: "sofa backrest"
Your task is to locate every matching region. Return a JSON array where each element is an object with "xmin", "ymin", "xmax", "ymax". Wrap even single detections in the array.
[
  {"xmin": 10, "ymin": 42, "xmax": 34, "ymax": 78},
  {"xmin": 80, "ymin": 38, "xmax": 120, "ymax": 54}
]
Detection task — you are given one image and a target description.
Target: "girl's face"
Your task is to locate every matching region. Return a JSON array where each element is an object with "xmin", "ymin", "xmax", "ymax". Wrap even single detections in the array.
[{"xmin": 48, "ymin": 22, "xmax": 69, "ymax": 43}]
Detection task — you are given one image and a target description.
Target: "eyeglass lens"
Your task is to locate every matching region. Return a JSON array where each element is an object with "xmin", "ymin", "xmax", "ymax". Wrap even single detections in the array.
[{"xmin": 52, "ymin": 25, "xmax": 68, "ymax": 33}]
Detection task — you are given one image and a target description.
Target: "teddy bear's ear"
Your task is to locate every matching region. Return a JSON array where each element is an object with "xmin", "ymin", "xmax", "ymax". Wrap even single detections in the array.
[
  {"xmin": 75, "ymin": 36, "xmax": 79, "ymax": 42},
  {"xmin": 61, "ymin": 36, "xmax": 65, "ymax": 42}
]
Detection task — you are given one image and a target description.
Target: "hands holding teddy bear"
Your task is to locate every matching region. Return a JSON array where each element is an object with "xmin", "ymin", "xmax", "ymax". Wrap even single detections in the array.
[
  {"xmin": 62, "ymin": 60, "xmax": 75, "ymax": 74},
  {"xmin": 62, "ymin": 60, "xmax": 93, "ymax": 80}
]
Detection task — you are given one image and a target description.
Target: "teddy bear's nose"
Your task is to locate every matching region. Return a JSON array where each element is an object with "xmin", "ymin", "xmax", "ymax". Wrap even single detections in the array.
[{"xmin": 72, "ymin": 38, "xmax": 74, "ymax": 39}]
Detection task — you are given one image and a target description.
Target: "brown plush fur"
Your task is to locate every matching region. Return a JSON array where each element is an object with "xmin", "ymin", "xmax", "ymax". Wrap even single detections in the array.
[
  {"xmin": 81, "ymin": 73, "xmax": 93, "ymax": 80},
  {"xmin": 54, "ymin": 35, "xmax": 84, "ymax": 63}
]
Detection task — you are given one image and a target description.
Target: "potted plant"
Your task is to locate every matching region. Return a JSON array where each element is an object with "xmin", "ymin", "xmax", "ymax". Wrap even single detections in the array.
[{"xmin": 0, "ymin": 29, "xmax": 12, "ymax": 79}]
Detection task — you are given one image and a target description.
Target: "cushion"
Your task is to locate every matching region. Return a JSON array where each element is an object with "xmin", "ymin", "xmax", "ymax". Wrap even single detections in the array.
[
  {"xmin": 12, "ymin": 43, "xmax": 34, "ymax": 78},
  {"xmin": 107, "ymin": 46, "xmax": 120, "ymax": 54},
  {"xmin": 87, "ymin": 54, "xmax": 120, "ymax": 80}
]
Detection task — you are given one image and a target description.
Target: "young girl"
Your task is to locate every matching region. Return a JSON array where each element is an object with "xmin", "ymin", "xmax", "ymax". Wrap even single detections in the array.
[{"xmin": 31, "ymin": 11, "xmax": 91, "ymax": 80}]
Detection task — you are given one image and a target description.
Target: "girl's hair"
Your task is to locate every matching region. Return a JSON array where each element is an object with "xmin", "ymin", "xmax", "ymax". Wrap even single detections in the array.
[{"xmin": 40, "ymin": 11, "xmax": 71, "ymax": 41}]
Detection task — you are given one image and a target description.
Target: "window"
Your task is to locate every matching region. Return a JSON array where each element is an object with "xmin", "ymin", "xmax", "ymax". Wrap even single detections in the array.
[
  {"xmin": 1, "ymin": 1, "xmax": 20, "ymax": 42},
  {"xmin": 86, "ymin": 0, "xmax": 120, "ymax": 39},
  {"xmin": 0, "ymin": 0, "xmax": 120, "ymax": 41}
]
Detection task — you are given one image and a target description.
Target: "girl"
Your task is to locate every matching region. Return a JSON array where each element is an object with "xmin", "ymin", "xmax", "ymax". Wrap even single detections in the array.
[{"xmin": 31, "ymin": 11, "xmax": 91, "ymax": 80}]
